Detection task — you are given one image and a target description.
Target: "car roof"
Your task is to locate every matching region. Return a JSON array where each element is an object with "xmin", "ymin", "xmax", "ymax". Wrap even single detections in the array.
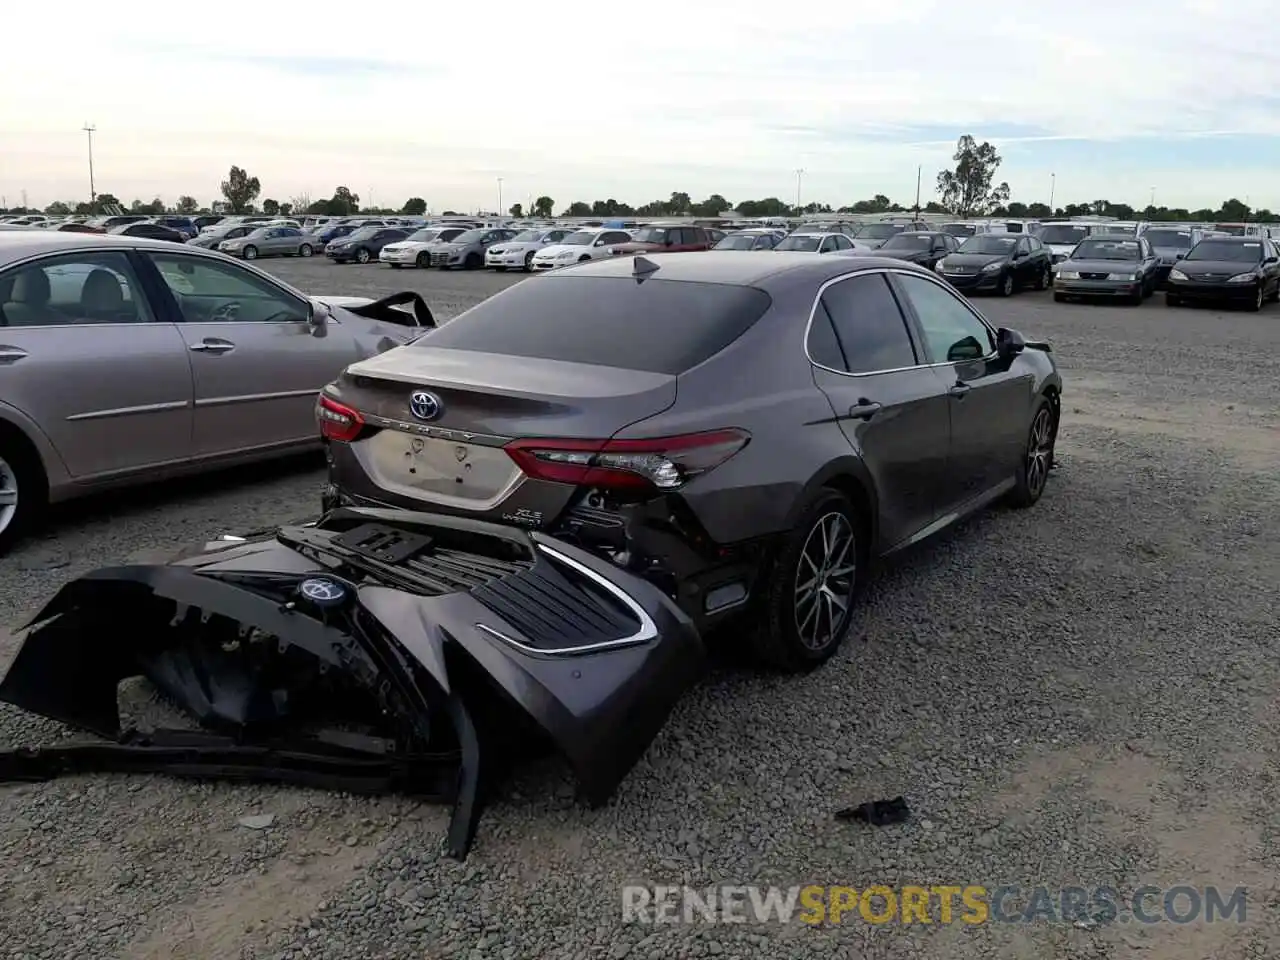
[
  {"xmin": 1195, "ymin": 235, "xmax": 1255, "ymax": 242},
  {"xmin": 539, "ymin": 250, "xmax": 934, "ymax": 287},
  {"xmin": 0, "ymin": 231, "xmax": 230, "ymax": 269}
]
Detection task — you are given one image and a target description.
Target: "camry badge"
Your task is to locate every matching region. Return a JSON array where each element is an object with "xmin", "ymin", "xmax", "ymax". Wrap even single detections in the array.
[{"xmin": 409, "ymin": 390, "xmax": 443, "ymax": 421}]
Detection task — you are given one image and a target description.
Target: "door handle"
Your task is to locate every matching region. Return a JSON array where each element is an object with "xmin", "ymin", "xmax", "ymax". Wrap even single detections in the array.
[
  {"xmin": 847, "ymin": 399, "xmax": 882, "ymax": 420},
  {"xmin": 0, "ymin": 347, "xmax": 28, "ymax": 365},
  {"xmin": 948, "ymin": 382, "xmax": 971, "ymax": 399},
  {"xmin": 189, "ymin": 339, "xmax": 235, "ymax": 354}
]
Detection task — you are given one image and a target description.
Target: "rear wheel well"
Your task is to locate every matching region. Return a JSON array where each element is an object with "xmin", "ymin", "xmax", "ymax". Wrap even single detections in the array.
[
  {"xmin": 0, "ymin": 420, "xmax": 46, "ymax": 486},
  {"xmin": 818, "ymin": 473, "xmax": 874, "ymax": 555},
  {"xmin": 1040, "ymin": 385, "xmax": 1061, "ymax": 433}
]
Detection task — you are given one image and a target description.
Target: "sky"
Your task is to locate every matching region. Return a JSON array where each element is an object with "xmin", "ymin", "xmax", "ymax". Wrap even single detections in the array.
[{"xmin": 3, "ymin": 1, "xmax": 1280, "ymax": 213}]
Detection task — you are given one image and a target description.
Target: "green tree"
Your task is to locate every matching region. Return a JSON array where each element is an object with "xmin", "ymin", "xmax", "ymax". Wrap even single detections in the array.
[
  {"xmin": 1218, "ymin": 198, "xmax": 1251, "ymax": 220},
  {"xmin": 44, "ymin": 201, "xmax": 71, "ymax": 215},
  {"xmin": 402, "ymin": 197, "xmax": 427, "ymax": 216},
  {"xmin": 261, "ymin": 198, "xmax": 280, "ymax": 216},
  {"xmin": 563, "ymin": 201, "xmax": 591, "ymax": 216},
  {"xmin": 279, "ymin": 202, "xmax": 293, "ymax": 216},
  {"xmin": 176, "ymin": 195, "xmax": 199, "ymax": 214},
  {"xmin": 690, "ymin": 194, "xmax": 730, "ymax": 216},
  {"xmin": 532, "ymin": 196, "xmax": 554, "ymax": 218},
  {"xmin": 329, "ymin": 187, "xmax": 360, "ymax": 215},
  {"xmin": 935, "ymin": 136, "xmax": 1010, "ymax": 217},
  {"xmin": 220, "ymin": 165, "xmax": 261, "ymax": 214},
  {"xmin": 508, "ymin": 202, "xmax": 523, "ymax": 218}
]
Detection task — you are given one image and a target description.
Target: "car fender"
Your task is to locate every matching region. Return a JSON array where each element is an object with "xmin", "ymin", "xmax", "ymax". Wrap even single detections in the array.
[
  {"xmin": 0, "ymin": 399, "xmax": 71, "ymax": 496},
  {"xmin": 786, "ymin": 455, "xmax": 881, "ymax": 550}
]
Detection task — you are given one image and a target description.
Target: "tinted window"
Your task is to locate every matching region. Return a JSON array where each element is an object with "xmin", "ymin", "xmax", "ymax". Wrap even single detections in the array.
[
  {"xmin": 1143, "ymin": 229, "xmax": 1193, "ymax": 248},
  {"xmin": 958, "ymin": 236, "xmax": 1017, "ymax": 255},
  {"xmin": 415, "ymin": 276, "xmax": 771, "ymax": 375},
  {"xmin": 894, "ymin": 274, "xmax": 994, "ymax": 363},
  {"xmin": 813, "ymin": 274, "xmax": 918, "ymax": 374},
  {"xmin": 0, "ymin": 252, "xmax": 153, "ymax": 327}
]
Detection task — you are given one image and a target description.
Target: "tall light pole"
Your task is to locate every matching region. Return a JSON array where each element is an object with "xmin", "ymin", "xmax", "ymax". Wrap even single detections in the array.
[
  {"xmin": 1150, "ymin": 185, "xmax": 1156, "ymax": 210},
  {"xmin": 1049, "ymin": 172, "xmax": 1055, "ymax": 212},
  {"xmin": 497, "ymin": 178, "xmax": 504, "ymax": 216},
  {"xmin": 794, "ymin": 168, "xmax": 804, "ymax": 213},
  {"xmin": 82, "ymin": 123, "xmax": 97, "ymax": 204}
]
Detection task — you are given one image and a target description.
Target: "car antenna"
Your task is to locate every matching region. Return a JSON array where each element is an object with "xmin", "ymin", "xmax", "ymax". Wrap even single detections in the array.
[{"xmin": 632, "ymin": 255, "xmax": 660, "ymax": 278}]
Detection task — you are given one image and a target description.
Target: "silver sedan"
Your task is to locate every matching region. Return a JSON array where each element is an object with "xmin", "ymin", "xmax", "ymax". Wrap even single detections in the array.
[
  {"xmin": 218, "ymin": 226, "xmax": 317, "ymax": 260},
  {"xmin": 0, "ymin": 232, "xmax": 433, "ymax": 551}
]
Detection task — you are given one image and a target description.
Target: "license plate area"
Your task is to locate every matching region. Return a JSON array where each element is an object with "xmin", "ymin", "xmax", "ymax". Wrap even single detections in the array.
[{"xmin": 362, "ymin": 432, "xmax": 524, "ymax": 509}]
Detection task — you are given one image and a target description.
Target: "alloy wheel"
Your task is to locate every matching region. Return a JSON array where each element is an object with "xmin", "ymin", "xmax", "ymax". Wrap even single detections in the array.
[
  {"xmin": 1026, "ymin": 407, "xmax": 1054, "ymax": 495},
  {"xmin": 793, "ymin": 512, "xmax": 856, "ymax": 652},
  {"xmin": 357, "ymin": 248, "xmax": 371, "ymax": 264},
  {"xmin": 0, "ymin": 455, "xmax": 18, "ymax": 538},
  {"xmin": 1001, "ymin": 273, "xmax": 1013, "ymax": 296},
  {"xmin": 1255, "ymin": 285, "xmax": 1264, "ymax": 310}
]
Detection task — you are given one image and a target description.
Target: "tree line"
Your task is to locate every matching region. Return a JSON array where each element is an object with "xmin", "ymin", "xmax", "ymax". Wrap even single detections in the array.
[{"xmin": 7, "ymin": 146, "xmax": 1275, "ymax": 224}]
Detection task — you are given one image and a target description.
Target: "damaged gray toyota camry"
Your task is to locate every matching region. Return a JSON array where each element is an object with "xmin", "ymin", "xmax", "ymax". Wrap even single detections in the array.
[{"xmin": 0, "ymin": 252, "xmax": 1061, "ymax": 859}]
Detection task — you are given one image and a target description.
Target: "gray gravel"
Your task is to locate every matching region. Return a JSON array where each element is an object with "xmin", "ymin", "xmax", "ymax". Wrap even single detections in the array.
[{"xmin": 1, "ymin": 262, "xmax": 1277, "ymax": 960}]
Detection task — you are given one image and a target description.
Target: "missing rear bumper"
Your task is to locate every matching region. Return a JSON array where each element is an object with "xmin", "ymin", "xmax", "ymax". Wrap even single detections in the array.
[{"xmin": 0, "ymin": 507, "xmax": 704, "ymax": 859}]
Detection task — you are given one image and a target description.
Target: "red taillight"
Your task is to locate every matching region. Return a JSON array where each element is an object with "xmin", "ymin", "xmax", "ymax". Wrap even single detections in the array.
[
  {"xmin": 504, "ymin": 429, "xmax": 750, "ymax": 491},
  {"xmin": 316, "ymin": 394, "xmax": 365, "ymax": 442}
]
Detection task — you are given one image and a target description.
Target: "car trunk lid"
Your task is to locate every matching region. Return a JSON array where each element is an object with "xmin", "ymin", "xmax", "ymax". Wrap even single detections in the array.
[{"xmin": 329, "ymin": 347, "xmax": 677, "ymax": 512}]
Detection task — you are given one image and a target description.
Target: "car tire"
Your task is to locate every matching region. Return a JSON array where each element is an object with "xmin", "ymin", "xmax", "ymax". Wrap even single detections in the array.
[
  {"xmin": 1249, "ymin": 283, "xmax": 1264, "ymax": 312},
  {"xmin": 242, "ymin": 245, "xmax": 258, "ymax": 260},
  {"xmin": 299, "ymin": 244, "xmax": 313, "ymax": 258},
  {"xmin": 1053, "ymin": 292, "xmax": 1066, "ymax": 303},
  {"xmin": 388, "ymin": 263, "xmax": 401, "ymax": 269},
  {"xmin": 416, "ymin": 253, "xmax": 430, "ymax": 268},
  {"xmin": 0, "ymin": 428, "xmax": 47, "ymax": 556},
  {"xmin": 524, "ymin": 251, "xmax": 535, "ymax": 271},
  {"xmin": 494, "ymin": 266, "xmax": 506, "ymax": 272},
  {"xmin": 750, "ymin": 488, "xmax": 865, "ymax": 673},
  {"xmin": 1006, "ymin": 397, "xmax": 1057, "ymax": 509},
  {"xmin": 1129, "ymin": 286, "xmax": 1143, "ymax": 306},
  {"xmin": 998, "ymin": 272, "xmax": 1014, "ymax": 296},
  {"xmin": 1034, "ymin": 265, "xmax": 1050, "ymax": 290},
  {"xmin": 1166, "ymin": 293, "xmax": 1181, "ymax": 307},
  {"xmin": 356, "ymin": 247, "xmax": 372, "ymax": 264},
  {"xmin": 465, "ymin": 253, "xmax": 482, "ymax": 270}
]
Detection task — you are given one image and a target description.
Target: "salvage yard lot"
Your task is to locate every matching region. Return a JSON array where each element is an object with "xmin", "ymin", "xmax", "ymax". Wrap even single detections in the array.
[{"xmin": 1, "ymin": 261, "xmax": 1277, "ymax": 960}]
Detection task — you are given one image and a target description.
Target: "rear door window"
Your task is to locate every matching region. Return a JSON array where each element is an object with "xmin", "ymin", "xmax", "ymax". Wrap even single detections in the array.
[
  {"xmin": 812, "ymin": 273, "xmax": 919, "ymax": 374},
  {"xmin": 415, "ymin": 276, "xmax": 772, "ymax": 374}
]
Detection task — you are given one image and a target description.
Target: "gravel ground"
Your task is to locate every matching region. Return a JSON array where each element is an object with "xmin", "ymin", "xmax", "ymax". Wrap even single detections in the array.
[{"xmin": 1, "ymin": 261, "xmax": 1278, "ymax": 960}]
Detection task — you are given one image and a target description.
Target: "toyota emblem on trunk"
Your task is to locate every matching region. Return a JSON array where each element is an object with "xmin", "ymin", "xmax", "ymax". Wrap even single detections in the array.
[{"xmin": 409, "ymin": 390, "xmax": 443, "ymax": 421}]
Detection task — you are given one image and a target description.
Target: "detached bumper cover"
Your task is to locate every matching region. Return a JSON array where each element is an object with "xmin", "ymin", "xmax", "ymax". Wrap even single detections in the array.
[{"xmin": 0, "ymin": 508, "xmax": 704, "ymax": 859}]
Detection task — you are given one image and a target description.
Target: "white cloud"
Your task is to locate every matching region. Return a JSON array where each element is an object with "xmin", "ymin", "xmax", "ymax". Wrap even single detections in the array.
[{"xmin": 2, "ymin": 0, "xmax": 1278, "ymax": 210}]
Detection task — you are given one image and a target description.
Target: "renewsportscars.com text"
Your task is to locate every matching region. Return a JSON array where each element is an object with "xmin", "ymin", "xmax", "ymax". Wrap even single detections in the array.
[{"xmin": 621, "ymin": 884, "xmax": 1248, "ymax": 925}]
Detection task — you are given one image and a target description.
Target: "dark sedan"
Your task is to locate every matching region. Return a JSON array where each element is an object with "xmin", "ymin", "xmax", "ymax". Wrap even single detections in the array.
[
  {"xmin": 1052, "ymin": 236, "xmax": 1159, "ymax": 304},
  {"xmin": 935, "ymin": 234, "xmax": 1053, "ymax": 296},
  {"xmin": 317, "ymin": 252, "xmax": 1062, "ymax": 672},
  {"xmin": 871, "ymin": 231, "xmax": 958, "ymax": 270},
  {"xmin": 1165, "ymin": 237, "xmax": 1280, "ymax": 310},
  {"xmin": 107, "ymin": 222, "xmax": 186, "ymax": 243},
  {"xmin": 326, "ymin": 226, "xmax": 410, "ymax": 264}
]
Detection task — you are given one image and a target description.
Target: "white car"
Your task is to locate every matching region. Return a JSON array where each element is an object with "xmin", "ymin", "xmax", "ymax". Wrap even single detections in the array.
[
  {"xmin": 379, "ymin": 226, "xmax": 468, "ymax": 268},
  {"xmin": 485, "ymin": 228, "xmax": 577, "ymax": 271},
  {"xmin": 529, "ymin": 228, "xmax": 633, "ymax": 271}
]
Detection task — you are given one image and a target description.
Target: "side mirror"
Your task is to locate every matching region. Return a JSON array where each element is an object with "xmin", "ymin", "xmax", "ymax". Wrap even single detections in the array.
[
  {"xmin": 1175, "ymin": 252, "xmax": 1185, "ymax": 259},
  {"xmin": 307, "ymin": 301, "xmax": 330, "ymax": 336},
  {"xmin": 996, "ymin": 327, "xmax": 1025, "ymax": 359},
  {"xmin": 1013, "ymin": 250, "xmax": 1028, "ymax": 260},
  {"xmin": 1266, "ymin": 256, "xmax": 1279, "ymax": 264}
]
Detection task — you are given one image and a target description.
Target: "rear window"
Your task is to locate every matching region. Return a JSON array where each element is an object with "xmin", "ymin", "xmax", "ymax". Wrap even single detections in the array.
[{"xmin": 415, "ymin": 276, "xmax": 772, "ymax": 374}]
